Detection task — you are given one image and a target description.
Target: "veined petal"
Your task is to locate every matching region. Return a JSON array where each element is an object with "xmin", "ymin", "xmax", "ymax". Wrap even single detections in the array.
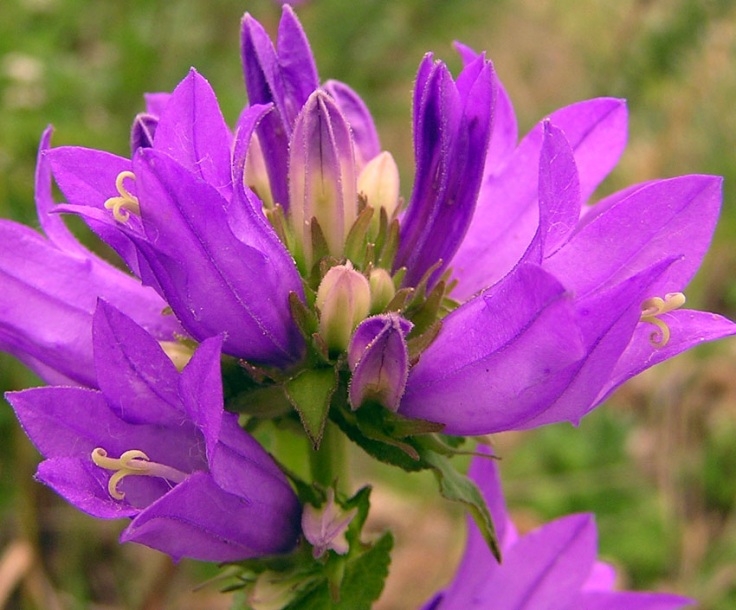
[
  {"xmin": 241, "ymin": 6, "xmax": 319, "ymax": 210},
  {"xmin": 92, "ymin": 301, "xmax": 182, "ymax": 426},
  {"xmin": 397, "ymin": 55, "xmax": 495, "ymax": 288},
  {"xmin": 121, "ymin": 471, "xmax": 300, "ymax": 561},
  {"xmin": 324, "ymin": 79, "xmax": 381, "ymax": 168},
  {"xmin": 518, "ymin": 257, "xmax": 678, "ymax": 429},
  {"xmin": 133, "ymin": 149, "xmax": 304, "ymax": 365},
  {"xmin": 452, "ymin": 98, "xmax": 627, "ymax": 299},
  {"xmin": 546, "ymin": 175, "xmax": 722, "ymax": 298},
  {"xmin": 36, "ymin": 457, "xmax": 139, "ymax": 519},
  {"xmin": 400, "ymin": 264, "xmax": 586, "ymax": 434},
  {"xmin": 152, "ymin": 69, "xmax": 233, "ymax": 198},
  {"xmin": 453, "ymin": 42, "xmax": 518, "ymax": 173}
]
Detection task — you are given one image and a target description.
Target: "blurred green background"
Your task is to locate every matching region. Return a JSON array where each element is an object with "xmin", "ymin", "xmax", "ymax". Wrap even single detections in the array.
[{"xmin": 1, "ymin": 0, "xmax": 736, "ymax": 608}]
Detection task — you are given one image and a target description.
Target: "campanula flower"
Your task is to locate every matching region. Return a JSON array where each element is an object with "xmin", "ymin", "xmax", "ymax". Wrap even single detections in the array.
[
  {"xmin": 0, "ymin": 127, "xmax": 177, "ymax": 387},
  {"xmin": 6, "ymin": 301, "xmax": 301, "ymax": 561},
  {"xmin": 424, "ymin": 449, "xmax": 694, "ymax": 609}
]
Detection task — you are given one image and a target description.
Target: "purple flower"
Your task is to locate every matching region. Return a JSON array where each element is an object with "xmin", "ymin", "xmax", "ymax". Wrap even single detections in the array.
[
  {"xmin": 0, "ymin": 127, "xmax": 177, "ymax": 387},
  {"xmin": 45, "ymin": 69, "xmax": 306, "ymax": 367},
  {"xmin": 424, "ymin": 449, "xmax": 694, "ymax": 610},
  {"xmin": 6, "ymin": 301, "xmax": 301, "ymax": 562}
]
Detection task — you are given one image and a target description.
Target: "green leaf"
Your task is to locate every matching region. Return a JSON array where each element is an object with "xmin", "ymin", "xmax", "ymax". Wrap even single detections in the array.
[
  {"xmin": 419, "ymin": 447, "xmax": 501, "ymax": 561},
  {"xmin": 284, "ymin": 368, "xmax": 338, "ymax": 449},
  {"xmin": 285, "ymin": 533, "xmax": 394, "ymax": 610}
]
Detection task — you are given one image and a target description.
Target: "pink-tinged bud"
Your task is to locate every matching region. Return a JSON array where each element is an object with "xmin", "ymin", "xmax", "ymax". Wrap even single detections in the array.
[
  {"xmin": 357, "ymin": 151, "xmax": 400, "ymax": 236},
  {"xmin": 348, "ymin": 314, "xmax": 413, "ymax": 411},
  {"xmin": 288, "ymin": 90, "xmax": 358, "ymax": 270},
  {"xmin": 316, "ymin": 263, "xmax": 371, "ymax": 352},
  {"xmin": 301, "ymin": 489, "xmax": 358, "ymax": 559},
  {"xmin": 368, "ymin": 268, "xmax": 396, "ymax": 314}
]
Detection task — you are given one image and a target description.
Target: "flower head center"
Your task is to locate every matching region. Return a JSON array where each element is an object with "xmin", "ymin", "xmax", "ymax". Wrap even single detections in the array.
[
  {"xmin": 640, "ymin": 292, "xmax": 686, "ymax": 347},
  {"xmin": 104, "ymin": 171, "xmax": 140, "ymax": 223},
  {"xmin": 91, "ymin": 447, "xmax": 187, "ymax": 500}
]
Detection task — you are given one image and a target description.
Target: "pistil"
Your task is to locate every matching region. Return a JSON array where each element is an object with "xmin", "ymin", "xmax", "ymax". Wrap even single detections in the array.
[
  {"xmin": 91, "ymin": 447, "xmax": 187, "ymax": 500},
  {"xmin": 640, "ymin": 292, "xmax": 686, "ymax": 347},
  {"xmin": 104, "ymin": 171, "xmax": 140, "ymax": 223}
]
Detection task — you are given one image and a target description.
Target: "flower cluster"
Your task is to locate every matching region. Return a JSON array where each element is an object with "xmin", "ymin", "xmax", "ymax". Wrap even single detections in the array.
[{"xmin": 2, "ymin": 4, "xmax": 732, "ymax": 608}]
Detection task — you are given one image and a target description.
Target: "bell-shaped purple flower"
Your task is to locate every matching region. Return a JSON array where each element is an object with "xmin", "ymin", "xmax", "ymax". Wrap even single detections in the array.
[
  {"xmin": 348, "ymin": 314, "xmax": 413, "ymax": 412},
  {"xmin": 395, "ymin": 52, "xmax": 496, "ymax": 288},
  {"xmin": 0, "ymin": 128, "xmax": 177, "ymax": 387},
  {"xmin": 424, "ymin": 448, "xmax": 694, "ymax": 609},
  {"xmin": 6, "ymin": 302, "xmax": 301, "ymax": 562},
  {"xmin": 47, "ymin": 70, "xmax": 306, "ymax": 367}
]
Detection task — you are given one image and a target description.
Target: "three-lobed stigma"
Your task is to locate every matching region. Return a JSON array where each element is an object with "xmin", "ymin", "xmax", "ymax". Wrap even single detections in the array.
[
  {"xmin": 640, "ymin": 292, "xmax": 687, "ymax": 347},
  {"xmin": 104, "ymin": 171, "xmax": 140, "ymax": 223},
  {"xmin": 91, "ymin": 447, "xmax": 187, "ymax": 500}
]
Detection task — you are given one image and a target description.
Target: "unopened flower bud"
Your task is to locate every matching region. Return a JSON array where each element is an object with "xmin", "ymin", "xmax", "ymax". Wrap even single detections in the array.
[
  {"xmin": 158, "ymin": 340, "xmax": 194, "ymax": 371},
  {"xmin": 244, "ymin": 132, "xmax": 275, "ymax": 210},
  {"xmin": 357, "ymin": 151, "xmax": 400, "ymax": 237},
  {"xmin": 301, "ymin": 489, "xmax": 358, "ymax": 559},
  {"xmin": 248, "ymin": 571, "xmax": 301, "ymax": 610},
  {"xmin": 348, "ymin": 314, "xmax": 413, "ymax": 411},
  {"xmin": 289, "ymin": 90, "xmax": 357, "ymax": 269},
  {"xmin": 316, "ymin": 263, "xmax": 371, "ymax": 352},
  {"xmin": 369, "ymin": 268, "xmax": 396, "ymax": 314}
]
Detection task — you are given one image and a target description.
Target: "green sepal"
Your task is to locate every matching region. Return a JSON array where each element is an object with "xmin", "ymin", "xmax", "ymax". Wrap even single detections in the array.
[
  {"xmin": 418, "ymin": 445, "xmax": 501, "ymax": 561},
  {"xmin": 406, "ymin": 320, "xmax": 442, "ymax": 364},
  {"xmin": 227, "ymin": 384, "xmax": 293, "ymax": 418},
  {"xmin": 344, "ymin": 205, "xmax": 374, "ymax": 264},
  {"xmin": 284, "ymin": 368, "xmax": 338, "ymax": 449},
  {"xmin": 289, "ymin": 291, "xmax": 319, "ymax": 341}
]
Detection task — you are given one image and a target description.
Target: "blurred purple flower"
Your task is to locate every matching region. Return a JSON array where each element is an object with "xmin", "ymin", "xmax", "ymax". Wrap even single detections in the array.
[
  {"xmin": 424, "ymin": 449, "xmax": 694, "ymax": 610},
  {"xmin": 6, "ymin": 301, "xmax": 301, "ymax": 562}
]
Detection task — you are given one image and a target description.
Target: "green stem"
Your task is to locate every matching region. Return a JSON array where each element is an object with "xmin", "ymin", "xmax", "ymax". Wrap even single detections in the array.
[{"xmin": 309, "ymin": 422, "xmax": 349, "ymax": 492}]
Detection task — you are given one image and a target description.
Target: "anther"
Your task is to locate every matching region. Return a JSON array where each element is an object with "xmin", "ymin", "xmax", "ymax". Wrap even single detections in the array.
[
  {"xmin": 91, "ymin": 447, "xmax": 187, "ymax": 500},
  {"xmin": 640, "ymin": 292, "xmax": 686, "ymax": 347},
  {"xmin": 104, "ymin": 171, "xmax": 140, "ymax": 223}
]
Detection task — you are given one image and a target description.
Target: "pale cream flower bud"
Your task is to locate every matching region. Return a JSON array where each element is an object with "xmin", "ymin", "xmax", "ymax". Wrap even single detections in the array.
[
  {"xmin": 316, "ymin": 263, "xmax": 371, "ymax": 352},
  {"xmin": 357, "ymin": 151, "xmax": 400, "ymax": 237}
]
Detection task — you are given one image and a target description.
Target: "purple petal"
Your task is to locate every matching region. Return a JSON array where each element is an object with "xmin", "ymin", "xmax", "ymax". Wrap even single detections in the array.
[
  {"xmin": 546, "ymin": 175, "xmax": 722, "ymax": 298},
  {"xmin": 152, "ymin": 69, "xmax": 233, "ymax": 198},
  {"xmin": 144, "ymin": 92, "xmax": 170, "ymax": 116},
  {"xmin": 92, "ymin": 300, "xmax": 182, "ymax": 425},
  {"xmin": 519, "ymin": 257, "xmax": 678, "ymax": 429},
  {"xmin": 121, "ymin": 471, "xmax": 300, "ymax": 561},
  {"xmin": 397, "ymin": 55, "xmax": 495, "ymax": 288},
  {"xmin": 323, "ymin": 79, "xmax": 381, "ymax": 167},
  {"xmin": 574, "ymin": 591, "xmax": 695, "ymax": 610},
  {"xmin": 523, "ymin": 120, "xmax": 581, "ymax": 263},
  {"xmin": 348, "ymin": 314, "xmax": 412, "ymax": 411},
  {"xmin": 6, "ymin": 386, "xmax": 202, "ymax": 472},
  {"xmin": 400, "ymin": 264, "xmax": 586, "ymax": 434},
  {"xmin": 453, "ymin": 41, "xmax": 518, "ymax": 172},
  {"xmin": 595, "ymin": 309, "xmax": 736, "ymax": 406},
  {"xmin": 178, "ymin": 335, "xmax": 225, "ymax": 460},
  {"xmin": 132, "ymin": 148, "xmax": 304, "ymax": 365},
  {"xmin": 36, "ymin": 457, "xmax": 138, "ymax": 519},
  {"xmin": 451, "ymin": 98, "xmax": 627, "ymax": 299},
  {"xmin": 130, "ymin": 113, "xmax": 158, "ymax": 153},
  {"xmin": 478, "ymin": 514, "xmax": 598, "ymax": 609}
]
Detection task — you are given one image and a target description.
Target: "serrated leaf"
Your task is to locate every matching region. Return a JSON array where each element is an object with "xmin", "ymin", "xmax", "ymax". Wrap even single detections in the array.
[
  {"xmin": 284, "ymin": 368, "xmax": 338, "ymax": 449},
  {"xmin": 419, "ymin": 447, "xmax": 501, "ymax": 561}
]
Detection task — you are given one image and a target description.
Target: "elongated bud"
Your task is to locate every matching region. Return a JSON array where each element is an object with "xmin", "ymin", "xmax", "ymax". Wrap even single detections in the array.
[
  {"xmin": 357, "ymin": 151, "xmax": 400, "ymax": 237},
  {"xmin": 316, "ymin": 263, "xmax": 370, "ymax": 352},
  {"xmin": 369, "ymin": 268, "xmax": 396, "ymax": 314},
  {"xmin": 348, "ymin": 314, "xmax": 413, "ymax": 411},
  {"xmin": 288, "ymin": 90, "xmax": 357, "ymax": 270},
  {"xmin": 130, "ymin": 113, "xmax": 158, "ymax": 153}
]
